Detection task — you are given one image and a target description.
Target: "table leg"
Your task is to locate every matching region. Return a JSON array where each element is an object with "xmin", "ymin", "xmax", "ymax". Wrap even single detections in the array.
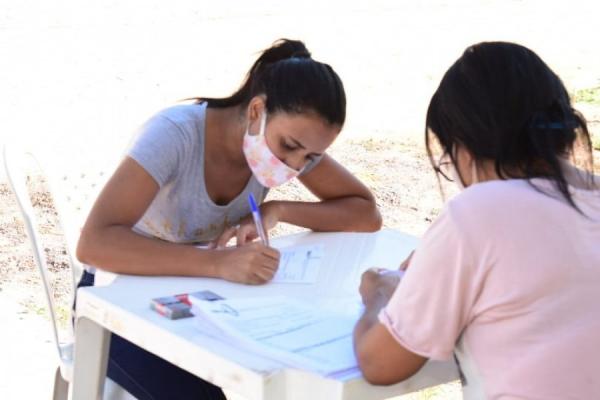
[{"xmin": 69, "ymin": 316, "xmax": 110, "ymax": 400}]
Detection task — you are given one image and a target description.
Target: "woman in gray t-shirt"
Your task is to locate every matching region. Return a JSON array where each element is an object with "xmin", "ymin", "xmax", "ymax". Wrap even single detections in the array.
[{"xmin": 76, "ymin": 39, "xmax": 381, "ymax": 399}]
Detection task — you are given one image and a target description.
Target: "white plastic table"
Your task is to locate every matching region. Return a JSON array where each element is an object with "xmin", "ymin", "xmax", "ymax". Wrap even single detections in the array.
[{"xmin": 70, "ymin": 229, "xmax": 458, "ymax": 400}]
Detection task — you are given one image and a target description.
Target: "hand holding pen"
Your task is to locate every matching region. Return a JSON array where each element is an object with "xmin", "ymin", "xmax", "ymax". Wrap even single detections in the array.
[
  {"xmin": 248, "ymin": 193, "xmax": 269, "ymax": 246},
  {"xmin": 209, "ymin": 194, "xmax": 280, "ymax": 284}
]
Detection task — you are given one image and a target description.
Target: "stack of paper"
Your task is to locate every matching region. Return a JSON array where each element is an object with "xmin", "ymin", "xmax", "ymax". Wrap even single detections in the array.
[{"xmin": 189, "ymin": 295, "xmax": 358, "ymax": 376}]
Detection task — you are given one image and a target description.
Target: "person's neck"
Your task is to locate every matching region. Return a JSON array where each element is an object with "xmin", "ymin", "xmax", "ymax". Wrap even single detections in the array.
[
  {"xmin": 205, "ymin": 105, "xmax": 247, "ymax": 167},
  {"xmin": 472, "ymin": 160, "xmax": 512, "ymax": 182}
]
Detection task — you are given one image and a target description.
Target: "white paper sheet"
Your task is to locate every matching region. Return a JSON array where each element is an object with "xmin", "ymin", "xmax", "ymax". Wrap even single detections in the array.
[
  {"xmin": 273, "ymin": 244, "xmax": 324, "ymax": 284},
  {"xmin": 190, "ymin": 295, "xmax": 357, "ymax": 375}
]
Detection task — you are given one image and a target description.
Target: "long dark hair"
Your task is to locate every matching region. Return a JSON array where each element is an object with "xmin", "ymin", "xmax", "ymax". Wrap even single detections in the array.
[
  {"xmin": 198, "ymin": 39, "xmax": 346, "ymax": 127},
  {"xmin": 426, "ymin": 41, "xmax": 595, "ymax": 210}
]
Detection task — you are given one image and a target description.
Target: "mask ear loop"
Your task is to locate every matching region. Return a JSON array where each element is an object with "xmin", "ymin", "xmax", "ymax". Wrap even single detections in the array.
[
  {"xmin": 471, "ymin": 161, "xmax": 479, "ymax": 185},
  {"xmin": 259, "ymin": 111, "xmax": 267, "ymax": 136},
  {"xmin": 451, "ymin": 145, "xmax": 466, "ymax": 189},
  {"xmin": 246, "ymin": 110, "xmax": 267, "ymax": 137}
]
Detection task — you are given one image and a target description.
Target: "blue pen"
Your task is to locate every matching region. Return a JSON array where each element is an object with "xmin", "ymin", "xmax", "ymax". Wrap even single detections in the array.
[{"xmin": 248, "ymin": 193, "xmax": 269, "ymax": 246}]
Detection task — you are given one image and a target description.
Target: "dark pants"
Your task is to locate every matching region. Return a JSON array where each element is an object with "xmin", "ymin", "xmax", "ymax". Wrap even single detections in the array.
[{"xmin": 76, "ymin": 271, "xmax": 226, "ymax": 400}]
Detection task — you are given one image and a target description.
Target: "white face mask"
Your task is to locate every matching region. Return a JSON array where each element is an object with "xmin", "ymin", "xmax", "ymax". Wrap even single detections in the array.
[{"xmin": 242, "ymin": 112, "xmax": 303, "ymax": 188}]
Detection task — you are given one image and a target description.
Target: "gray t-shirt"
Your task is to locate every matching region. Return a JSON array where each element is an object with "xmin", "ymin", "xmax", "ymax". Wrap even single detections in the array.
[{"xmin": 127, "ymin": 103, "xmax": 320, "ymax": 244}]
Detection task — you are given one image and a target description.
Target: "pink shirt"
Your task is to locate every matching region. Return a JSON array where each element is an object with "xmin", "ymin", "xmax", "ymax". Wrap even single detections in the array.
[{"xmin": 380, "ymin": 178, "xmax": 600, "ymax": 399}]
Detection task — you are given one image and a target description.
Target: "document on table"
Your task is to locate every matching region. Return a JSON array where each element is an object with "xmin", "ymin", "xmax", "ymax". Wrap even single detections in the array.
[
  {"xmin": 189, "ymin": 295, "xmax": 357, "ymax": 375},
  {"xmin": 273, "ymin": 244, "xmax": 324, "ymax": 284}
]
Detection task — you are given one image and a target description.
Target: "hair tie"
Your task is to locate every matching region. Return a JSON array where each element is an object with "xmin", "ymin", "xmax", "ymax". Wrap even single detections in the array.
[
  {"xmin": 531, "ymin": 112, "xmax": 578, "ymax": 131},
  {"xmin": 534, "ymin": 120, "xmax": 579, "ymax": 130},
  {"xmin": 535, "ymin": 122, "xmax": 566, "ymax": 130}
]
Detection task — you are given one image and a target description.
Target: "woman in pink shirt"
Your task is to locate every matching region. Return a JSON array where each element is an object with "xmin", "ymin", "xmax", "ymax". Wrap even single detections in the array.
[{"xmin": 354, "ymin": 41, "xmax": 600, "ymax": 399}]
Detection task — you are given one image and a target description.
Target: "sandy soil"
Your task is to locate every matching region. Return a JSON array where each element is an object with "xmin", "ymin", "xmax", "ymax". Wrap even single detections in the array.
[
  {"xmin": 0, "ymin": 135, "xmax": 464, "ymax": 399},
  {"xmin": 2, "ymin": 134, "xmax": 598, "ymax": 399}
]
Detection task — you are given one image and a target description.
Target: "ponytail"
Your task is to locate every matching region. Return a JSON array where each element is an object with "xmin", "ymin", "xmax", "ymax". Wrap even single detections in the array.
[{"xmin": 198, "ymin": 39, "xmax": 346, "ymax": 126}]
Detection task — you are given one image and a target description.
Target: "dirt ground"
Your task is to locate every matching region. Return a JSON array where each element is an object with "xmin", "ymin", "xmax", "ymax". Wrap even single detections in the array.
[
  {"xmin": 2, "ymin": 133, "xmax": 598, "ymax": 399},
  {"xmin": 1, "ymin": 135, "xmax": 466, "ymax": 399},
  {"xmin": 0, "ymin": 136, "xmax": 451, "ymax": 316},
  {"xmin": 1, "ymin": 0, "xmax": 600, "ymax": 398}
]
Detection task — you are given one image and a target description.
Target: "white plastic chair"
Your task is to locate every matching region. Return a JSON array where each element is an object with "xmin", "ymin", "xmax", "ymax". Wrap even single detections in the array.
[{"xmin": 2, "ymin": 144, "xmax": 134, "ymax": 400}]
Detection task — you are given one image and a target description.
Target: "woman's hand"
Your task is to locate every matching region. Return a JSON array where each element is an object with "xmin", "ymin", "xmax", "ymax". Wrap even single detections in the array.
[
  {"xmin": 213, "ymin": 201, "xmax": 281, "ymax": 248},
  {"xmin": 359, "ymin": 268, "xmax": 403, "ymax": 307},
  {"xmin": 212, "ymin": 242, "xmax": 281, "ymax": 285}
]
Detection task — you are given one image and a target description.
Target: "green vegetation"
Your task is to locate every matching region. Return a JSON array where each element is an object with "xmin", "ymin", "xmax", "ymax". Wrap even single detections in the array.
[
  {"xmin": 571, "ymin": 86, "xmax": 600, "ymax": 151},
  {"xmin": 592, "ymin": 134, "xmax": 600, "ymax": 151},
  {"xmin": 573, "ymin": 86, "xmax": 600, "ymax": 105}
]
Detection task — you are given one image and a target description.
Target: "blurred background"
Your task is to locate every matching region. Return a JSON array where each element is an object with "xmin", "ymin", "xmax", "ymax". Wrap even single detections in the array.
[{"xmin": 1, "ymin": 0, "xmax": 598, "ymax": 177}]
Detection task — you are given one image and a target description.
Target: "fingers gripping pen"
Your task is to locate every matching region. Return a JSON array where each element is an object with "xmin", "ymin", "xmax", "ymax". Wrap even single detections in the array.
[{"xmin": 248, "ymin": 193, "xmax": 269, "ymax": 246}]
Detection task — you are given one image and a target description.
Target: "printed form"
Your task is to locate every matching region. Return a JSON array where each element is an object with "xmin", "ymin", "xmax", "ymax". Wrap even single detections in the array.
[
  {"xmin": 273, "ymin": 244, "xmax": 324, "ymax": 284},
  {"xmin": 190, "ymin": 296, "xmax": 357, "ymax": 375}
]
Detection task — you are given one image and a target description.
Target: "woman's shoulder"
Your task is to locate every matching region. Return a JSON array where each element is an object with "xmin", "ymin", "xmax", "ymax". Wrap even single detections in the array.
[
  {"xmin": 134, "ymin": 102, "xmax": 207, "ymax": 145},
  {"xmin": 447, "ymin": 177, "xmax": 599, "ymax": 226},
  {"xmin": 451, "ymin": 179, "xmax": 530, "ymax": 206},
  {"xmin": 150, "ymin": 102, "xmax": 207, "ymax": 127},
  {"xmin": 128, "ymin": 102, "xmax": 208, "ymax": 173},
  {"xmin": 446, "ymin": 179, "xmax": 550, "ymax": 224}
]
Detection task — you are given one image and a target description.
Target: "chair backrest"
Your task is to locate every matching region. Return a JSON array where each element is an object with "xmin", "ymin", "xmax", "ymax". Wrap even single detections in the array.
[
  {"xmin": 3, "ymin": 145, "xmax": 136, "ymax": 399},
  {"xmin": 3, "ymin": 144, "xmax": 67, "ymax": 363},
  {"xmin": 2, "ymin": 145, "xmax": 111, "ymax": 359},
  {"xmin": 43, "ymin": 160, "xmax": 111, "ymax": 282}
]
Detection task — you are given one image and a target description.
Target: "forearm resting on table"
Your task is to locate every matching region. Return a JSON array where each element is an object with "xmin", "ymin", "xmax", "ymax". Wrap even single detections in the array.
[
  {"xmin": 354, "ymin": 295, "xmax": 427, "ymax": 385},
  {"xmin": 76, "ymin": 225, "xmax": 219, "ymax": 277},
  {"xmin": 274, "ymin": 196, "xmax": 382, "ymax": 232}
]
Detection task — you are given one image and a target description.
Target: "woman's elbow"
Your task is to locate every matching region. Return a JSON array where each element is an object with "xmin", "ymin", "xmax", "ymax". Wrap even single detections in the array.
[
  {"xmin": 360, "ymin": 201, "xmax": 382, "ymax": 232},
  {"xmin": 369, "ymin": 208, "xmax": 383, "ymax": 231},
  {"xmin": 359, "ymin": 357, "xmax": 415, "ymax": 386},
  {"xmin": 76, "ymin": 227, "xmax": 99, "ymax": 266},
  {"xmin": 356, "ymin": 335, "xmax": 422, "ymax": 385},
  {"xmin": 357, "ymin": 347, "xmax": 397, "ymax": 385}
]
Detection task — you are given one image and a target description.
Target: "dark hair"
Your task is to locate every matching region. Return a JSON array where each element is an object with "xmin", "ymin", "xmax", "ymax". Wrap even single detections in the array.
[
  {"xmin": 426, "ymin": 41, "xmax": 594, "ymax": 210},
  {"xmin": 199, "ymin": 39, "xmax": 346, "ymax": 126}
]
